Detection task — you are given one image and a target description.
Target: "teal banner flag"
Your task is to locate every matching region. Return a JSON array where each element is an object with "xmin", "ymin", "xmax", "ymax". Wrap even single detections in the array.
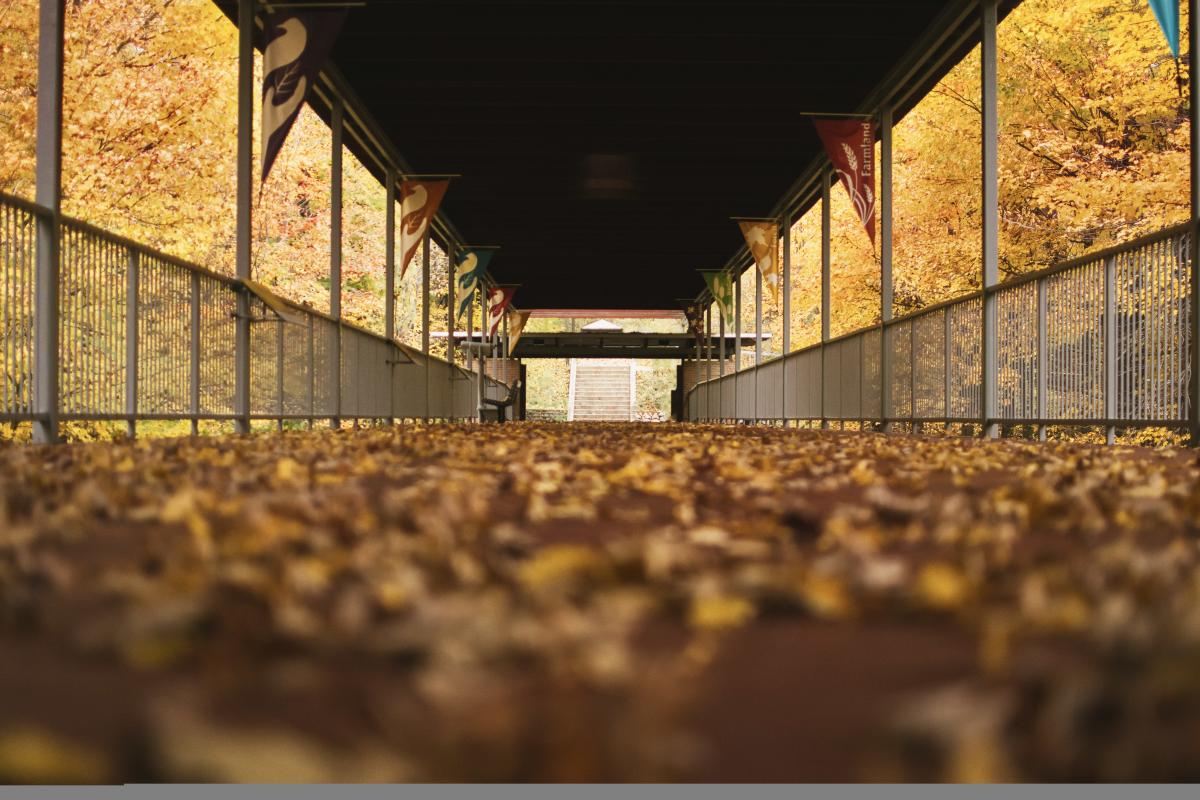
[
  {"xmin": 1149, "ymin": 0, "xmax": 1180, "ymax": 58},
  {"xmin": 454, "ymin": 248, "xmax": 494, "ymax": 322},
  {"xmin": 701, "ymin": 270, "xmax": 735, "ymax": 324}
]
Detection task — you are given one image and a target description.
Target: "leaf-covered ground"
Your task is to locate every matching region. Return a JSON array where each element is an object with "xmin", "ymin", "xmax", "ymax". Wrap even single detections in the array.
[{"xmin": 2, "ymin": 423, "xmax": 1200, "ymax": 782}]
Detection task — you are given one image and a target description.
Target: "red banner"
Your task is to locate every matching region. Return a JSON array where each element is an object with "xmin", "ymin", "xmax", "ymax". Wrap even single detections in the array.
[
  {"xmin": 487, "ymin": 286, "xmax": 516, "ymax": 337},
  {"xmin": 813, "ymin": 118, "xmax": 876, "ymax": 247},
  {"xmin": 399, "ymin": 180, "xmax": 450, "ymax": 280}
]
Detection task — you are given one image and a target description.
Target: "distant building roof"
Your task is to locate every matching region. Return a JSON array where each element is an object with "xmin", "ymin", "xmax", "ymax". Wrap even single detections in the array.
[{"xmin": 582, "ymin": 319, "xmax": 623, "ymax": 332}]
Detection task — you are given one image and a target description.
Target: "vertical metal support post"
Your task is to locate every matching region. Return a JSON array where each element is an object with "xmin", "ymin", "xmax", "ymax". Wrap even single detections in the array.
[
  {"xmin": 306, "ymin": 313, "xmax": 314, "ymax": 429},
  {"xmin": 385, "ymin": 171, "xmax": 396, "ymax": 342},
  {"xmin": 233, "ymin": 0, "xmax": 253, "ymax": 436},
  {"xmin": 1037, "ymin": 277, "xmax": 1047, "ymax": 441},
  {"xmin": 781, "ymin": 217, "xmax": 791, "ymax": 425},
  {"xmin": 754, "ymin": 264, "xmax": 762, "ymax": 424},
  {"xmin": 718, "ymin": 302, "xmax": 726, "ymax": 421},
  {"xmin": 718, "ymin": 305, "xmax": 725, "ymax": 373},
  {"xmin": 1189, "ymin": 0, "xmax": 1200, "ymax": 445},
  {"xmin": 421, "ymin": 228, "xmax": 431, "ymax": 419},
  {"xmin": 464, "ymin": 296, "xmax": 473, "ymax": 422},
  {"xmin": 944, "ymin": 308, "xmax": 952, "ymax": 433},
  {"xmin": 821, "ymin": 168, "xmax": 832, "ymax": 430},
  {"xmin": 446, "ymin": 242, "xmax": 456, "ymax": 420},
  {"xmin": 190, "ymin": 272, "xmax": 200, "ymax": 436},
  {"xmin": 1104, "ymin": 255, "xmax": 1117, "ymax": 444},
  {"xmin": 276, "ymin": 319, "xmax": 284, "ymax": 431},
  {"xmin": 447, "ymin": 242, "xmax": 456, "ymax": 368},
  {"xmin": 703, "ymin": 304, "xmax": 712, "ymax": 419},
  {"xmin": 880, "ymin": 107, "xmax": 894, "ymax": 433},
  {"xmin": 734, "ymin": 269, "xmax": 742, "ymax": 421},
  {"xmin": 754, "ymin": 268, "xmax": 763, "ymax": 366},
  {"xmin": 384, "ymin": 169, "xmax": 396, "ymax": 425},
  {"xmin": 33, "ymin": 0, "xmax": 65, "ymax": 443},
  {"xmin": 125, "ymin": 249, "xmax": 139, "ymax": 438},
  {"xmin": 981, "ymin": 0, "xmax": 1000, "ymax": 439},
  {"xmin": 330, "ymin": 99, "xmax": 344, "ymax": 429},
  {"xmin": 910, "ymin": 319, "xmax": 919, "ymax": 434},
  {"xmin": 477, "ymin": 288, "xmax": 486, "ymax": 419}
]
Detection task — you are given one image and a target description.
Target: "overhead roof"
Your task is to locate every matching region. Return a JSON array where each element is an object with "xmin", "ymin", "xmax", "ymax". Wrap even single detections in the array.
[{"xmin": 224, "ymin": 0, "xmax": 1004, "ymax": 309}]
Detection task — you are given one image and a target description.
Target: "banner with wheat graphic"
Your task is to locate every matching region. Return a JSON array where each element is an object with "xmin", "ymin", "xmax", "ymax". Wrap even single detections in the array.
[{"xmin": 813, "ymin": 118, "xmax": 876, "ymax": 247}]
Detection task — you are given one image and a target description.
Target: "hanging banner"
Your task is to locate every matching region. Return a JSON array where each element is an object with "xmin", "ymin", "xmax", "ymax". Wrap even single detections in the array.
[
  {"xmin": 678, "ymin": 299, "xmax": 705, "ymax": 341},
  {"xmin": 1148, "ymin": 0, "xmax": 1180, "ymax": 57},
  {"xmin": 507, "ymin": 309, "xmax": 532, "ymax": 356},
  {"xmin": 487, "ymin": 286, "xmax": 517, "ymax": 338},
  {"xmin": 813, "ymin": 118, "xmax": 876, "ymax": 247},
  {"xmin": 737, "ymin": 220, "xmax": 781, "ymax": 303},
  {"xmin": 261, "ymin": 8, "xmax": 347, "ymax": 182},
  {"xmin": 454, "ymin": 248, "xmax": 493, "ymax": 322},
  {"xmin": 398, "ymin": 180, "xmax": 451, "ymax": 280},
  {"xmin": 701, "ymin": 271, "xmax": 734, "ymax": 324}
]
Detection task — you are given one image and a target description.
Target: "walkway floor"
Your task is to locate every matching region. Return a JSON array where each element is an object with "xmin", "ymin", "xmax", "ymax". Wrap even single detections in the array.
[{"xmin": 1, "ymin": 423, "xmax": 1199, "ymax": 781}]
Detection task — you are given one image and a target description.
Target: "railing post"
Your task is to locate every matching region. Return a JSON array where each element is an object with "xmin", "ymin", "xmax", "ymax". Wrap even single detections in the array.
[
  {"xmin": 466, "ymin": 303, "xmax": 474, "ymax": 372},
  {"xmin": 125, "ymin": 249, "xmax": 138, "ymax": 439},
  {"xmin": 447, "ymin": 241, "xmax": 456, "ymax": 359},
  {"xmin": 385, "ymin": 167, "xmax": 396, "ymax": 425},
  {"xmin": 233, "ymin": 0, "xmax": 253, "ymax": 436},
  {"xmin": 32, "ymin": 0, "xmax": 65, "ymax": 444},
  {"xmin": 944, "ymin": 309, "xmax": 952, "ymax": 433},
  {"xmin": 754, "ymin": 265, "xmax": 762, "ymax": 423},
  {"xmin": 734, "ymin": 266, "xmax": 742, "ymax": 422},
  {"xmin": 447, "ymin": 241, "xmax": 456, "ymax": 420},
  {"xmin": 704, "ymin": 304, "xmax": 712, "ymax": 419},
  {"xmin": 981, "ymin": 0, "xmax": 1000, "ymax": 439},
  {"xmin": 821, "ymin": 167, "xmax": 831, "ymax": 430},
  {"xmin": 189, "ymin": 272, "xmax": 200, "ymax": 436},
  {"xmin": 911, "ymin": 317, "xmax": 919, "ymax": 435},
  {"xmin": 1189, "ymin": 0, "xmax": 1200, "ymax": 445},
  {"xmin": 477, "ymin": 287, "xmax": 486, "ymax": 420},
  {"xmin": 276, "ymin": 319, "xmax": 284, "ymax": 431},
  {"xmin": 1104, "ymin": 254, "xmax": 1117, "ymax": 444},
  {"xmin": 880, "ymin": 106, "xmax": 894, "ymax": 434},
  {"xmin": 330, "ymin": 99, "xmax": 344, "ymax": 430},
  {"xmin": 1037, "ymin": 277, "xmax": 1047, "ymax": 441},
  {"xmin": 306, "ymin": 313, "xmax": 314, "ymax": 429},
  {"xmin": 782, "ymin": 212, "xmax": 791, "ymax": 425},
  {"xmin": 718, "ymin": 297, "xmax": 726, "ymax": 421},
  {"xmin": 422, "ymin": 227, "xmax": 431, "ymax": 420}
]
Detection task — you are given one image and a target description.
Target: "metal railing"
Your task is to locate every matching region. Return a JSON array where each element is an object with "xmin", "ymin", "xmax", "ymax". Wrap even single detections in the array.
[
  {"xmin": 1, "ymin": 191, "xmax": 509, "ymax": 433},
  {"xmin": 687, "ymin": 224, "xmax": 1194, "ymax": 438}
]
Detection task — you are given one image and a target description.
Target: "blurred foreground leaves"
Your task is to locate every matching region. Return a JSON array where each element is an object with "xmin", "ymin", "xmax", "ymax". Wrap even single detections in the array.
[{"xmin": 1, "ymin": 422, "xmax": 1200, "ymax": 781}]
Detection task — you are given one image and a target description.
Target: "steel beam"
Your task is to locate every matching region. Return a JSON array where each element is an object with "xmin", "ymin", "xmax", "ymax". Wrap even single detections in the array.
[
  {"xmin": 734, "ymin": 267, "xmax": 742, "ymax": 420},
  {"xmin": 781, "ymin": 213, "xmax": 791, "ymax": 424},
  {"xmin": 190, "ymin": 272, "xmax": 200, "ymax": 436},
  {"xmin": 981, "ymin": 0, "xmax": 1000, "ymax": 439},
  {"xmin": 385, "ymin": 168, "xmax": 396, "ymax": 424},
  {"xmin": 1190, "ymin": 0, "xmax": 1200, "ymax": 445},
  {"xmin": 880, "ymin": 106, "xmax": 894, "ymax": 433},
  {"xmin": 422, "ymin": 227, "xmax": 431, "ymax": 419},
  {"xmin": 754, "ymin": 265, "xmax": 762, "ymax": 423},
  {"xmin": 821, "ymin": 168, "xmax": 831, "ymax": 430},
  {"xmin": 125, "ymin": 249, "xmax": 138, "ymax": 438},
  {"xmin": 331, "ymin": 99, "xmax": 344, "ymax": 429},
  {"xmin": 234, "ymin": 0, "xmax": 253, "ymax": 436},
  {"xmin": 33, "ymin": 0, "xmax": 64, "ymax": 443}
]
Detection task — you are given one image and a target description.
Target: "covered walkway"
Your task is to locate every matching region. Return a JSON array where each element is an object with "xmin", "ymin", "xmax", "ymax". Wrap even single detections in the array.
[
  {"xmin": 3, "ymin": 423, "xmax": 1198, "ymax": 781},
  {"xmin": 3, "ymin": 0, "xmax": 1200, "ymax": 786}
]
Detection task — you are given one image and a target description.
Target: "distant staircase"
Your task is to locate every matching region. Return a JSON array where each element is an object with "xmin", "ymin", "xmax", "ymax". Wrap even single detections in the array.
[{"xmin": 569, "ymin": 359, "xmax": 635, "ymax": 421}]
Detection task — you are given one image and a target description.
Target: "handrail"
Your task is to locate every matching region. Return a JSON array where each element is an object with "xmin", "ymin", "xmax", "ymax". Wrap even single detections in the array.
[
  {"xmin": 0, "ymin": 190, "xmax": 509, "ymax": 430},
  {"xmin": 685, "ymin": 221, "xmax": 1195, "ymax": 437}
]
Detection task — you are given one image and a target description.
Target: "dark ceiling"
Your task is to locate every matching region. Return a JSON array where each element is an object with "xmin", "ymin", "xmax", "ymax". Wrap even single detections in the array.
[{"xmin": 236, "ymin": 0, "xmax": 976, "ymax": 309}]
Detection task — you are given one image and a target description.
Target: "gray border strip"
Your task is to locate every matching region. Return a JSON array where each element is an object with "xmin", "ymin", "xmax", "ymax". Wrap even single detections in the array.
[{"xmin": 1, "ymin": 786, "xmax": 1199, "ymax": 800}]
